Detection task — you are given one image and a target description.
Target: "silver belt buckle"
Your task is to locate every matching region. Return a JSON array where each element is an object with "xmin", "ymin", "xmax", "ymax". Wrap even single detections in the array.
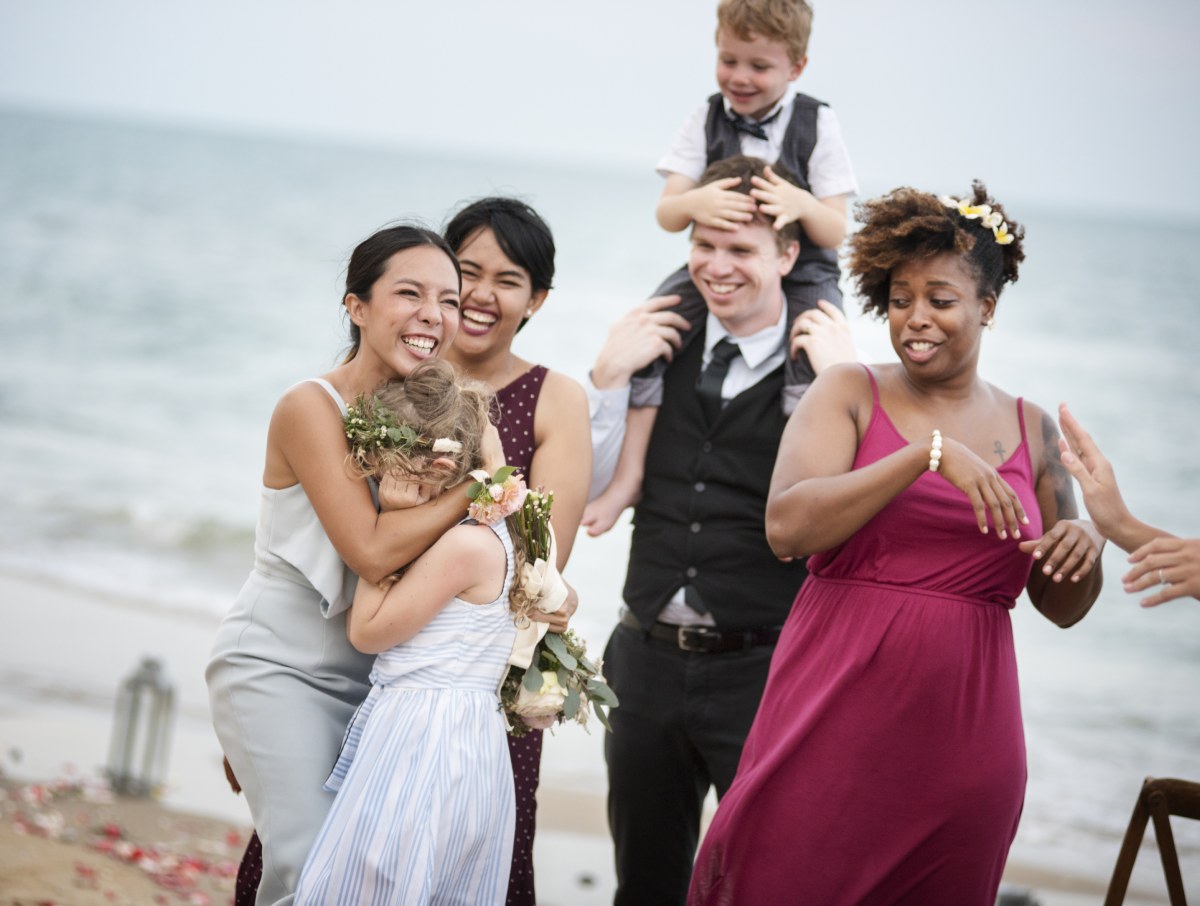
[{"xmin": 677, "ymin": 625, "xmax": 716, "ymax": 652}]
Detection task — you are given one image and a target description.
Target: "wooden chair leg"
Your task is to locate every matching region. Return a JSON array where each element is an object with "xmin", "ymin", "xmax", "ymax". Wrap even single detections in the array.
[
  {"xmin": 1105, "ymin": 778, "xmax": 1153, "ymax": 906},
  {"xmin": 1147, "ymin": 788, "xmax": 1187, "ymax": 906}
]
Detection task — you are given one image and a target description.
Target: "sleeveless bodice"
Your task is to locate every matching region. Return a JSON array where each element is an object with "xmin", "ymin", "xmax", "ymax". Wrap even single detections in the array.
[
  {"xmin": 253, "ymin": 378, "xmax": 357, "ymax": 617},
  {"xmin": 494, "ymin": 364, "xmax": 547, "ymax": 476},
  {"xmin": 369, "ymin": 519, "xmax": 518, "ymax": 693},
  {"xmin": 807, "ymin": 369, "xmax": 1042, "ymax": 607}
]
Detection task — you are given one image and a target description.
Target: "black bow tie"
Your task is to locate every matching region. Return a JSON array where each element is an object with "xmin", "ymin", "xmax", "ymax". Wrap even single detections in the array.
[{"xmin": 726, "ymin": 107, "xmax": 782, "ymax": 141}]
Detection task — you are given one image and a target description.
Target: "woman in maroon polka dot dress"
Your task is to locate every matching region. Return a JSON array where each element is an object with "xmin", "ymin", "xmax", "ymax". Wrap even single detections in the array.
[{"xmin": 443, "ymin": 197, "xmax": 591, "ymax": 905}]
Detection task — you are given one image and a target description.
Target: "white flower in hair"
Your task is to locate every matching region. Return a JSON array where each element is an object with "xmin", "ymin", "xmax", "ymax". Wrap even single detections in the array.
[{"xmin": 431, "ymin": 437, "xmax": 462, "ymax": 453}]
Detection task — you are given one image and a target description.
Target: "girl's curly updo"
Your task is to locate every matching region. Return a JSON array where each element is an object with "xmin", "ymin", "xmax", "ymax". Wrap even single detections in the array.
[
  {"xmin": 351, "ymin": 359, "xmax": 494, "ymax": 495},
  {"xmin": 846, "ymin": 180, "xmax": 1026, "ymax": 319}
]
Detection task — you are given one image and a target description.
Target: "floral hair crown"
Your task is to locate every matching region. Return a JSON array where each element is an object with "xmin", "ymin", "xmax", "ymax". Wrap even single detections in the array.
[
  {"xmin": 343, "ymin": 394, "xmax": 463, "ymax": 464},
  {"xmin": 938, "ymin": 196, "xmax": 1015, "ymax": 246}
]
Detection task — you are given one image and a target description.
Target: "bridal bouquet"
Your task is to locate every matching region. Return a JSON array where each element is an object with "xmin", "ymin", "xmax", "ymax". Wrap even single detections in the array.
[
  {"xmin": 500, "ymin": 627, "xmax": 618, "ymax": 738},
  {"xmin": 487, "ymin": 482, "xmax": 618, "ymax": 736}
]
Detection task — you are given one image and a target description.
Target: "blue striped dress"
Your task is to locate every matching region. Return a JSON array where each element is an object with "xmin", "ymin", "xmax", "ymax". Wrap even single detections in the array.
[{"xmin": 295, "ymin": 520, "xmax": 518, "ymax": 906}]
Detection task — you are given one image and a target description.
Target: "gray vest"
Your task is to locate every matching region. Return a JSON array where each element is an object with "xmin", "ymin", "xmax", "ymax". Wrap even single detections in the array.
[{"xmin": 704, "ymin": 92, "xmax": 840, "ymax": 285}]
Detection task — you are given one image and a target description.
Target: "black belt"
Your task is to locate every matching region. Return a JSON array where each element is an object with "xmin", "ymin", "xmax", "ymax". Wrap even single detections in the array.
[{"xmin": 620, "ymin": 609, "xmax": 781, "ymax": 654}]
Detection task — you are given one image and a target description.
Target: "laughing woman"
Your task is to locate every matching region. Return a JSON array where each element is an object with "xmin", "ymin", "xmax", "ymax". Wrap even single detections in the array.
[
  {"xmin": 207, "ymin": 225, "xmax": 499, "ymax": 906},
  {"xmin": 688, "ymin": 183, "xmax": 1105, "ymax": 906},
  {"xmin": 443, "ymin": 197, "xmax": 592, "ymax": 905}
]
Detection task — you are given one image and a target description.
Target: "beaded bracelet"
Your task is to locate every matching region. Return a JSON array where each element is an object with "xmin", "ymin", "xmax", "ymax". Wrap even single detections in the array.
[{"xmin": 929, "ymin": 430, "xmax": 943, "ymax": 472}]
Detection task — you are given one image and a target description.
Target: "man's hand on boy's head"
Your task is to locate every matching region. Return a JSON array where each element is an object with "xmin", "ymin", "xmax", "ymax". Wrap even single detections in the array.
[
  {"xmin": 689, "ymin": 177, "xmax": 758, "ymax": 231},
  {"xmin": 591, "ymin": 295, "xmax": 689, "ymax": 389},
  {"xmin": 750, "ymin": 164, "xmax": 813, "ymax": 230}
]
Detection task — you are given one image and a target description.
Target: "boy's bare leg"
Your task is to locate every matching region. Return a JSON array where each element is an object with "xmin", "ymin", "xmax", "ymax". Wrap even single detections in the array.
[{"xmin": 582, "ymin": 406, "xmax": 657, "ymax": 536}]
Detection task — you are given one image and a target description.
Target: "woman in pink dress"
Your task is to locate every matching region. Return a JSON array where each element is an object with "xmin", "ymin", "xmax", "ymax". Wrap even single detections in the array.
[{"xmin": 688, "ymin": 182, "xmax": 1105, "ymax": 905}]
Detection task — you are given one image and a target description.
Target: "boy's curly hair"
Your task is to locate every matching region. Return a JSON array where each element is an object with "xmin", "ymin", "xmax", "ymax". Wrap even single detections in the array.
[
  {"xmin": 717, "ymin": 0, "xmax": 813, "ymax": 64},
  {"xmin": 349, "ymin": 360, "xmax": 494, "ymax": 496},
  {"xmin": 846, "ymin": 180, "xmax": 1026, "ymax": 320}
]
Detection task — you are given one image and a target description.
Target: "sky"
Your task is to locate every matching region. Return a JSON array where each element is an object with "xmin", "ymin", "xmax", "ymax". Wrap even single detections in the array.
[{"xmin": 1, "ymin": 0, "xmax": 1198, "ymax": 220}]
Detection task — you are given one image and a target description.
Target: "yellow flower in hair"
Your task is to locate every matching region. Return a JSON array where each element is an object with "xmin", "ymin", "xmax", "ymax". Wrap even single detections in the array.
[
  {"xmin": 981, "ymin": 211, "xmax": 1004, "ymax": 230},
  {"xmin": 992, "ymin": 223, "xmax": 1015, "ymax": 245},
  {"xmin": 957, "ymin": 201, "xmax": 991, "ymax": 220}
]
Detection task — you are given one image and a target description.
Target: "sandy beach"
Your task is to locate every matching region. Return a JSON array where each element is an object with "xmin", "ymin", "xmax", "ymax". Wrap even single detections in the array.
[{"xmin": 0, "ymin": 569, "xmax": 1183, "ymax": 905}]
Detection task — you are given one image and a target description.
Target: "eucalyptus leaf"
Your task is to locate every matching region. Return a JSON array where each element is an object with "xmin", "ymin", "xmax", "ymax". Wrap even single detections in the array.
[
  {"xmin": 564, "ymin": 687, "xmax": 580, "ymax": 720},
  {"xmin": 492, "ymin": 465, "xmax": 518, "ymax": 484},
  {"xmin": 543, "ymin": 633, "xmax": 578, "ymax": 670},
  {"xmin": 592, "ymin": 700, "xmax": 614, "ymax": 733},
  {"xmin": 522, "ymin": 663, "xmax": 543, "ymax": 692},
  {"xmin": 586, "ymin": 679, "xmax": 619, "ymax": 706}
]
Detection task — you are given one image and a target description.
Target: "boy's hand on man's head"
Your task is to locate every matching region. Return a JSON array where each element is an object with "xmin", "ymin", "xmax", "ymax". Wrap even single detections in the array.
[
  {"xmin": 750, "ymin": 164, "xmax": 813, "ymax": 230},
  {"xmin": 689, "ymin": 177, "xmax": 759, "ymax": 231}
]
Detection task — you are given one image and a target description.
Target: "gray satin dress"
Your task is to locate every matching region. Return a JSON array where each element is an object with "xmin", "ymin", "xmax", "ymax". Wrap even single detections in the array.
[{"xmin": 207, "ymin": 378, "xmax": 374, "ymax": 906}]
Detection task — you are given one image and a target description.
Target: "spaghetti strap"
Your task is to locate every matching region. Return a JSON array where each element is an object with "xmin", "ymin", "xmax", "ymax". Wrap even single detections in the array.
[
  {"xmin": 297, "ymin": 377, "xmax": 348, "ymax": 416},
  {"xmin": 861, "ymin": 364, "xmax": 880, "ymax": 406},
  {"xmin": 1016, "ymin": 398, "xmax": 1027, "ymax": 445}
]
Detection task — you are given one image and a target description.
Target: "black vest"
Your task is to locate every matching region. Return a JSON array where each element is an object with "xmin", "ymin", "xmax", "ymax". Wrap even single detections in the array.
[
  {"xmin": 704, "ymin": 92, "xmax": 840, "ymax": 285},
  {"xmin": 622, "ymin": 330, "xmax": 808, "ymax": 629}
]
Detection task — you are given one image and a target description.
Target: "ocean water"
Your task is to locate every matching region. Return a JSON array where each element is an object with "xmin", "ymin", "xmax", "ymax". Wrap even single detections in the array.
[{"xmin": 1, "ymin": 108, "xmax": 1198, "ymax": 885}]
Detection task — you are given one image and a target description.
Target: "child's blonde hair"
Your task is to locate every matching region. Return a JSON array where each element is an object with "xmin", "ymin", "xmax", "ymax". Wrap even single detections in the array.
[
  {"xmin": 349, "ymin": 360, "xmax": 493, "ymax": 495},
  {"xmin": 716, "ymin": 0, "xmax": 813, "ymax": 64},
  {"xmin": 352, "ymin": 360, "xmax": 545, "ymax": 619}
]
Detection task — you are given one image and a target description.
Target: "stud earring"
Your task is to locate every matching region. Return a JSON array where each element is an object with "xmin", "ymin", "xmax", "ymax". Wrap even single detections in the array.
[{"xmin": 984, "ymin": 318, "xmax": 995, "ymax": 331}]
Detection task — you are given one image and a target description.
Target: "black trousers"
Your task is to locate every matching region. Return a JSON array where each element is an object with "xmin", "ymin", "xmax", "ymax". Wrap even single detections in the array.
[{"xmin": 604, "ymin": 621, "xmax": 776, "ymax": 906}]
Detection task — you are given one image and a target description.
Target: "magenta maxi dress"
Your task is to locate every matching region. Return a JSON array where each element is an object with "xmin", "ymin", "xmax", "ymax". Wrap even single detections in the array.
[{"xmin": 689, "ymin": 367, "xmax": 1041, "ymax": 906}]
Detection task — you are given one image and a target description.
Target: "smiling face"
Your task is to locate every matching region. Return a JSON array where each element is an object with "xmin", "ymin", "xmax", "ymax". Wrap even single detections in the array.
[
  {"xmin": 887, "ymin": 251, "xmax": 995, "ymax": 382},
  {"xmin": 345, "ymin": 245, "xmax": 461, "ymax": 379},
  {"xmin": 452, "ymin": 227, "xmax": 546, "ymax": 361},
  {"xmin": 688, "ymin": 219, "xmax": 798, "ymax": 336},
  {"xmin": 715, "ymin": 28, "xmax": 805, "ymax": 120}
]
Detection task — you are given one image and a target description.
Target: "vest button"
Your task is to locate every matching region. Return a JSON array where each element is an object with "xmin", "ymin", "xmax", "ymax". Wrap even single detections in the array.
[
  {"xmin": 686, "ymin": 566, "xmax": 698, "ymax": 579},
  {"xmin": 694, "ymin": 481, "xmax": 706, "ymax": 493},
  {"xmin": 701, "ymin": 442, "xmax": 713, "ymax": 453},
  {"xmin": 690, "ymin": 522, "xmax": 702, "ymax": 533}
]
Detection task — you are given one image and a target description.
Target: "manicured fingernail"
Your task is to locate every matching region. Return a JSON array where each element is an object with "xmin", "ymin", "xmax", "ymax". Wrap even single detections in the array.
[{"xmin": 999, "ymin": 530, "xmax": 1007, "ymax": 540}]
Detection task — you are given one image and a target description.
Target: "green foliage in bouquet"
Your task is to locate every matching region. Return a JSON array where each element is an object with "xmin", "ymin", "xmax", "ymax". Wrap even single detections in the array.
[{"xmin": 500, "ymin": 628, "xmax": 619, "ymax": 738}]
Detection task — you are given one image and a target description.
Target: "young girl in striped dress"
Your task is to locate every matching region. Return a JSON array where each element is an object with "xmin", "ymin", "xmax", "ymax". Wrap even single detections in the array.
[{"xmin": 295, "ymin": 359, "xmax": 528, "ymax": 906}]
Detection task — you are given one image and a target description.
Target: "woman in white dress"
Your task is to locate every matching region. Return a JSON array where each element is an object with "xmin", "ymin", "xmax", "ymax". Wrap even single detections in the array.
[
  {"xmin": 296, "ymin": 360, "xmax": 528, "ymax": 905},
  {"xmin": 207, "ymin": 226, "xmax": 504, "ymax": 906}
]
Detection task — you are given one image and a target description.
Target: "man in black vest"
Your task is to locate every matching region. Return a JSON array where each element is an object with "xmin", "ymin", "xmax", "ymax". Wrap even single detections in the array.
[{"xmin": 588, "ymin": 155, "xmax": 855, "ymax": 905}]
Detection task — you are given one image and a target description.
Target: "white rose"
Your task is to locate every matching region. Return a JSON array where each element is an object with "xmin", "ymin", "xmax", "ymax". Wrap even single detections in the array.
[{"xmin": 513, "ymin": 671, "xmax": 567, "ymax": 720}]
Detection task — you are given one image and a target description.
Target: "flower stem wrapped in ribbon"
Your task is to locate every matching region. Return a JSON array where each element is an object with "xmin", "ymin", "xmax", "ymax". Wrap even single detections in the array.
[{"xmin": 492, "ymin": 484, "xmax": 618, "ymax": 736}]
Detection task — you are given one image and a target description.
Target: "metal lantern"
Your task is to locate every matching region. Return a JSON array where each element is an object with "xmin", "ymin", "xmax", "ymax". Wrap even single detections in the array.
[{"xmin": 106, "ymin": 656, "xmax": 175, "ymax": 797}]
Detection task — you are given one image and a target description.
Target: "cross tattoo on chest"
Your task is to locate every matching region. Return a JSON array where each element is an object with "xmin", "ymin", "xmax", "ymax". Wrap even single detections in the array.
[{"xmin": 994, "ymin": 440, "xmax": 1007, "ymax": 462}]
